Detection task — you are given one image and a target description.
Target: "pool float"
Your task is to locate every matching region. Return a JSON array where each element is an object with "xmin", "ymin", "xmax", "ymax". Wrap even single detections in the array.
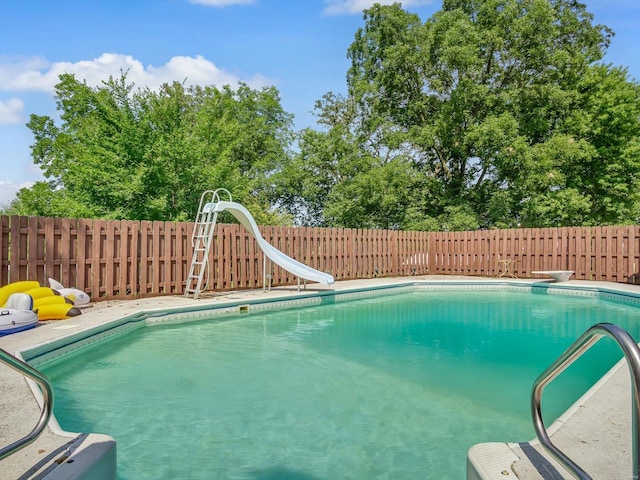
[
  {"xmin": 0, "ymin": 293, "xmax": 38, "ymax": 336},
  {"xmin": 33, "ymin": 295, "xmax": 73, "ymax": 308},
  {"xmin": 36, "ymin": 303, "xmax": 82, "ymax": 321},
  {"xmin": 24, "ymin": 286, "xmax": 61, "ymax": 301},
  {"xmin": 48, "ymin": 278, "xmax": 90, "ymax": 306},
  {"xmin": 0, "ymin": 280, "xmax": 40, "ymax": 306},
  {"xmin": 24, "ymin": 285, "xmax": 80, "ymax": 320},
  {"xmin": 0, "ymin": 280, "xmax": 83, "ymax": 320}
]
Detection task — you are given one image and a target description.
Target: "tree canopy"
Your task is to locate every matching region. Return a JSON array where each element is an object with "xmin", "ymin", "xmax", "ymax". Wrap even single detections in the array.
[
  {"xmin": 6, "ymin": 1, "xmax": 640, "ymax": 231},
  {"xmin": 274, "ymin": 0, "xmax": 640, "ymax": 229},
  {"xmin": 8, "ymin": 73, "xmax": 294, "ymax": 223}
]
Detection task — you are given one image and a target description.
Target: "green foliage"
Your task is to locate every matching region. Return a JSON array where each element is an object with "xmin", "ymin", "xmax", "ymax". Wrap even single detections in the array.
[
  {"xmin": 324, "ymin": 157, "xmax": 418, "ymax": 229},
  {"xmin": 13, "ymin": 1, "xmax": 640, "ymax": 232},
  {"xmin": 274, "ymin": 0, "xmax": 640, "ymax": 230},
  {"xmin": 17, "ymin": 73, "xmax": 294, "ymax": 224},
  {"xmin": 2, "ymin": 181, "xmax": 94, "ymax": 218}
]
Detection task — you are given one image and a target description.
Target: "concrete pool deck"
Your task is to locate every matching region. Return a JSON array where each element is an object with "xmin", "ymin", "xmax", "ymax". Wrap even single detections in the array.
[{"xmin": 0, "ymin": 275, "xmax": 638, "ymax": 479}]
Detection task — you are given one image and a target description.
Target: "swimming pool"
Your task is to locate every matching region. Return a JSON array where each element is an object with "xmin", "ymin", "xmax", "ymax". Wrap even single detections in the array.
[{"xmin": 33, "ymin": 285, "xmax": 640, "ymax": 479}]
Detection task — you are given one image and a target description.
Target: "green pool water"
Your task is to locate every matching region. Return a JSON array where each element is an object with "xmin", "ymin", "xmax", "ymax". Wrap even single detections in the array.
[{"xmin": 40, "ymin": 288, "xmax": 640, "ymax": 479}]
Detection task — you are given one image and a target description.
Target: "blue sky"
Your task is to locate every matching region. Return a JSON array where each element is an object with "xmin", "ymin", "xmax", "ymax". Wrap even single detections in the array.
[{"xmin": 0, "ymin": 0, "xmax": 638, "ymax": 207}]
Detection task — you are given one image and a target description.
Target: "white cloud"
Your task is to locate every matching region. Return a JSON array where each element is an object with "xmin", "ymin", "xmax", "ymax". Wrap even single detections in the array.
[
  {"xmin": 323, "ymin": 0, "xmax": 433, "ymax": 15},
  {"xmin": 188, "ymin": 0, "xmax": 254, "ymax": 6},
  {"xmin": 0, "ymin": 97, "xmax": 24, "ymax": 125},
  {"xmin": 0, "ymin": 53, "xmax": 272, "ymax": 94},
  {"xmin": 0, "ymin": 180, "xmax": 34, "ymax": 207}
]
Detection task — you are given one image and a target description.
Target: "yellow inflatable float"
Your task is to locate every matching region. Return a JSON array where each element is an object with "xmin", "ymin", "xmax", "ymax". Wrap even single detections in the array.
[
  {"xmin": 33, "ymin": 295, "xmax": 71, "ymax": 308},
  {"xmin": 24, "ymin": 286, "xmax": 60, "ymax": 301},
  {"xmin": 0, "ymin": 281, "xmax": 83, "ymax": 320},
  {"xmin": 0, "ymin": 280, "xmax": 39, "ymax": 306},
  {"xmin": 37, "ymin": 303, "xmax": 82, "ymax": 321}
]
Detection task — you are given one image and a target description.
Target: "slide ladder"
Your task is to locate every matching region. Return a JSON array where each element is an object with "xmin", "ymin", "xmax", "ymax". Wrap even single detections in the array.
[{"xmin": 184, "ymin": 189, "xmax": 231, "ymax": 299}]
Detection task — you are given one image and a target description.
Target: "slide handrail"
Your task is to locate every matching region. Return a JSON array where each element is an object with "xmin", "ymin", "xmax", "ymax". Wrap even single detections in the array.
[
  {"xmin": 531, "ymin": 322, "xmax": 640, "ymax": 479},
  {"xmin": 191, "ymin": 188, "xmax": 232, "ymax": 247},
  {"xmin": 0, "ymin": 347, "xmax": 54, "ymax": 461}
]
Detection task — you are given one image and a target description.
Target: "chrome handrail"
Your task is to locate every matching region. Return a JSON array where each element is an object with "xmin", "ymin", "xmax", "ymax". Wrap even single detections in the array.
[
  {"xmin": 0, "ymin": 347, "xmax": 54, "ymax": 461},
  {"xmin": 531, "ymin": 322, "xmax": 640, "ymax": 480}
]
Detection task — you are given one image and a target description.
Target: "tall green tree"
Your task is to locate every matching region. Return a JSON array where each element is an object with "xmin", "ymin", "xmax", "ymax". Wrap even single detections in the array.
[
  {"xmin": 277, "ymin": 0, "xmax": 640, "ymax": 229},
  {"xmin": 12, "ymin": 73, "xmax": 294, "ymax": 223},
  {"xmin": 274, "ymin": 91, "xmax": 423, "ymax": 229}
]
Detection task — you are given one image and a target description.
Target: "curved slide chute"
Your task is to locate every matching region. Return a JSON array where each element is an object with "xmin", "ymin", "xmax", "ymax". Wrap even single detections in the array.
[{"xmin": 212, "ymin": 201, "xmax": 334, "ymax": 286}]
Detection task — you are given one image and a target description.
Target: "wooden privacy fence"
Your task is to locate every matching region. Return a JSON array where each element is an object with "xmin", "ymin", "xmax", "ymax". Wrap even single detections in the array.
[
  {"xmin": 1, "ymin": 216, "xmax": 639, "ymax": 301},
  {"xmin": 428, "ymin": 226, "xmax": 640, "ymax": 283},
  {"xmin": 0, "ymin": 216, "xmax": 428, "ymax": 300}
]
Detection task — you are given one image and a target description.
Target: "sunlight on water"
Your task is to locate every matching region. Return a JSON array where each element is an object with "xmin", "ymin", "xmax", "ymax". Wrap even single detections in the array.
[{"xmin": 41, "ymin": 289, "xmax": 640, "ymax": 479}]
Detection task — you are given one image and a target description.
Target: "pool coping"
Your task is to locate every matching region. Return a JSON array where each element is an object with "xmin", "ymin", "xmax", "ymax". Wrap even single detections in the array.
[{"xmin": 1, "ymin": 275, "xmax": 639, "ymax": 479}]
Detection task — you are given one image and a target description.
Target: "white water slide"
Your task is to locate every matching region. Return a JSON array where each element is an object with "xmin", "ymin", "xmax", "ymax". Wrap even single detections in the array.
[
  {"xmin": 185, "ymin": 189, "xmax": 334, "ymax": 298},
  {"xmin": 212, "ymin": 201, "xmax": 335, "ymax": 286}
]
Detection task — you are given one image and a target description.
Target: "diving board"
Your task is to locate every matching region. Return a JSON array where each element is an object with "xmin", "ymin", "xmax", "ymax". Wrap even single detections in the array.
[{"xmin": 531, "ymin": 270, "xmax": 574, "ymax": 282}]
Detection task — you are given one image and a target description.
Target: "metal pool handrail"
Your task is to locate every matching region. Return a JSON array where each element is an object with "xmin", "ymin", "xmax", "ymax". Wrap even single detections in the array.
[
  {"xmin": 0, "ymin": 347, "xmax": 54, "ymax": 461},
  {"xmin": 531, "ymin": 322, "xmax": 640, "ymax": 480}
]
